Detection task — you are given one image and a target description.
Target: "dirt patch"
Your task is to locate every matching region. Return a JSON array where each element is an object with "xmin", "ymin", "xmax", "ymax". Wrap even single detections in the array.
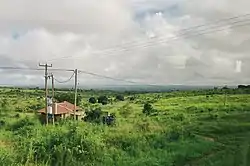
[{"xmin": 0, "ymin": 140, "xmax": 12, "ymax": 148}]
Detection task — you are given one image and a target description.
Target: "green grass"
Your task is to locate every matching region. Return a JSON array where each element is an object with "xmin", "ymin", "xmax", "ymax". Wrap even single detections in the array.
[{"xmin": 0, "ymin": 88, "xmax": 250, "ymax": 165}]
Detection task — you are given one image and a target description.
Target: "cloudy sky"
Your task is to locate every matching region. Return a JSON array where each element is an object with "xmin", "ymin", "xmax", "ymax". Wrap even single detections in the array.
[{"xmin": 0, "ymin": 0, "xmax": 250, "ymax": 87}]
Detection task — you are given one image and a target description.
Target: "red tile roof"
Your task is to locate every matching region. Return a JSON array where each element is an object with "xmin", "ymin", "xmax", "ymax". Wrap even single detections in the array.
[{"xmin": 38, "ymin": 101, "xmax": 81, "ymax": 115}]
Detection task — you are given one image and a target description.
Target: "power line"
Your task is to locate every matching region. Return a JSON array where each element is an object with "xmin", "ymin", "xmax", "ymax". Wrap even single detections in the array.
[
  {"xmin": 0, "ymin": 67, "xmax": 43, "ymax": 71},
  {"xmin": 75, "ymin": 19, "xmax": 250, "ymax": 59},
  {"xmin": 0, "ymin": 66, "xmax": 74, "ymax": 72},
  {"xmin": 174, "ymin": 13, "xmax": 250, "ymax": 33},
  {"xmin": 78, "ymin": 70, "xmax": 167, "ymax": 87},
  {"xmin": 53, "ymin": 72, "xmax": 75, "ymax": 84},
  {"xmin": 78, "ymin": 70, "xmax": 137, "ymax": 84},
  {"xmin": 47, "ymin": 14, "xmax": 250, "ymax": 61},
  {"xmin": 0, "ymin": 66, "xmax": 161, "ymax": 86}
]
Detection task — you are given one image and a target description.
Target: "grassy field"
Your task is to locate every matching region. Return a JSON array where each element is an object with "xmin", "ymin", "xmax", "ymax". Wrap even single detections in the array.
[{"xmin": 0, "ymin": 88, "xmax": 250, "ymax": 165}]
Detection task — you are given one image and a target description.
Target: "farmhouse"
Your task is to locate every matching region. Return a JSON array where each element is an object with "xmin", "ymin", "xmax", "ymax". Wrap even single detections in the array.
[{"xmin": 37, "ymin": 101, "xmax": 85, "ymax": 123}]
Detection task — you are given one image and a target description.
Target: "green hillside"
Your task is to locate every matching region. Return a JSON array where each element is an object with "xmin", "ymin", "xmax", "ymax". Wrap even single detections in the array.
[{"xmin": 0, "ymin": 88, "xmax": 250, "ymax": 166}]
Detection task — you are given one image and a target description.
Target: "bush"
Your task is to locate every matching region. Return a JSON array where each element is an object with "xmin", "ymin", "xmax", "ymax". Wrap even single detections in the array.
[
  {"xmin": 168, "ymin": 126, "xmax": 184, "ymax": 142},
  {"xmin": 129, "ymin": 96, "xmax": 136, "ymax": 101},
  {"xmin": 89, "ymin": 97, "xmax": 97, "ymax": 104},
  {"xmin": 16, "ymin": 124, "xmax": 104, "ymax": 166},
  {"xmin": 97, "ymin": 96, "xmax": 108, "ymax": 105},
  {"xmin": 119, "ymin": 104, "xmax": 133, "ymax": 118},
  {"xmin": 84, "ymin": 108, "xmax": 103, "ymax": 123},
  {"xmin": 0, "ymin": 148, "xmax": 15, "ymax": 165},
  {"xmin": 0, "ymin": 120, "xmax": 5, "ymax": 127},
  {"xmin": 10, "ymin": 116, "xmax": 40, "ymax": 131},
  {"xmin": 14, "ymin": 114, "xmax": 20, "ymax": 118},
  {"xmin": 171, "ymin": 114, "xmax": 185, "ymax": 121},
  {"xmin": 115, "ymin": 95, "xmax": 124, "ymax": 101},
  {"xmin": 54, "ymin": 93, "xmax": 82, "ymax": 106},
  {"xmin": 142, "ymin": 103, "xmax": 154, "ymax": 116}
]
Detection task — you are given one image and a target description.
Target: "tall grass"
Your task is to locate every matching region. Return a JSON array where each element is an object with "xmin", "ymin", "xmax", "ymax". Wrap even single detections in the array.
[{"xmin": 1, "ymin": 90, "xmax": 250, "ymax": 165}]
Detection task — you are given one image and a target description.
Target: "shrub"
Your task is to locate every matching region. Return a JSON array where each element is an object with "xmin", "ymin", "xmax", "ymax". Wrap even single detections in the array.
[
  {"xmin": 136, "ymin": 122, "xmax": 150, "ymax": 132},
  {"xmin": 119, "ymin": 104, "xmax": 133, "ymax": 118},
  {"xmin": 14, "ymin": 114, "xmax": 20, "ymax": 118},
  {"xmin": 129, "ymin": 96, "xmax": 135, "ymax": 101},
  {"xmin": 16, "ymin": 125, "xmax": 104, "ymax": 166},
  {"xmin": 171, "ymin": 114, "xmax": 185, "ymax": 121},
  {"xmin": 0, "ymin": 148, "xmax": 15, "ymax": 165},
  {"xmin": 115, "ymin": 95, "xmax": 124, "ymax": 101},
  {"xmin": 142, "ymin": 103, "xmax": 154, "ymax": 116},
  {"xmin": 84, "ymin": 108, "xmax": 103, "ymax": 124},
  {"xmin": 0, "ymin": 120, "xmax": 5, "ymax": 127},
  {"xmin": 10, "ymin": 116, "xmax": 40, "ymax": 131},
  {"xmin": 97, "ymin": 96, "xmax": 108, "ymax": 105},
  {"xmin": 89, "ymin": 97, "xmax": 97, "ymax": 104},
  {"xmin": 54, "ymin": 93, "xmax": 82, "ymax": 106},
  {"xmin": 168, "ymin": 126, "xmax": 184, "ymax": 142}
]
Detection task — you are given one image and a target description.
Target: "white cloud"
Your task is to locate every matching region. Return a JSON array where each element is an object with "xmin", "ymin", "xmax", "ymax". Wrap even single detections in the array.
[{"xmin": 0, "ymin": 0, "xmax": 250, "ymax": 87}]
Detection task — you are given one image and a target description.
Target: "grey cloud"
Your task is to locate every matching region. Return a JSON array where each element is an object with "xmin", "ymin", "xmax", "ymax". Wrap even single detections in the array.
[{"xmin": 0, "ymin": 0, "xmax": 250, "ymax": 86}]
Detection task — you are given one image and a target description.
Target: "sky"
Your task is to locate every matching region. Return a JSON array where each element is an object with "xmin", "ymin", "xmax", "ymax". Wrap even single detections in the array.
[{"xmin": 0, "ymin": 0, "xmax": 250, "ymax": 87}]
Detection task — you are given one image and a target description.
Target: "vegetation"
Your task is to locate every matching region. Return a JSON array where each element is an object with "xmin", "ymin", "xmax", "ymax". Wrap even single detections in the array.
[
  {"xmin": 54, "ymin": 93, "xmax": 82, "ymax": 105},
  {"xmin": 88, "ymin": 97, "xmax": 97, "ymax": 104},
  {"xmin": 97, "ymin": 95, "xmax": 109, "ymax": 105},
  {"xmin": 115, "ymin": 95, "xmax": 125, "ymax": 101},
  {"xmin": 0, "ymin": 87, "xmax": 250, "ymax": 165}
]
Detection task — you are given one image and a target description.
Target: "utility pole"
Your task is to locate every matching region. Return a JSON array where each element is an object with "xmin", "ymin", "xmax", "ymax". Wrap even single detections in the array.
[
  {"xmin": 51, "ymin": 74, "xmax": 55, "ymax": 99},
  {"xmin": 39, "ymin": 63, "xmax": 52, "ymax": 125},
  {"xmin": 51, "ymin": 73, "xmax": 55, "ymax": 125},
  {"xmin": 74, "ymin": 69, "xmax": 78, "ymax": 120}
]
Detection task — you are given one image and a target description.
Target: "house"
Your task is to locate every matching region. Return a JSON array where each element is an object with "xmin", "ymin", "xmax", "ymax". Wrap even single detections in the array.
[{"xmin": 37, "ymin": 101, "xmax": 85, "ymax": 123}]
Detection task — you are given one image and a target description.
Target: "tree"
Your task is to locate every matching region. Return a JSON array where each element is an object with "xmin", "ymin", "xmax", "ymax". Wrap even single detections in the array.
[
  {"xmin": 97, "ymin": 96, "xmax": 108, "ymax": 105},
  {"xmin": 84, "ymin": 108, "xmax": 103, "ymax": 123},
  {"xmin": 54, "ymin": 93, "xmax": 82, "ymax": 105},
  {"xmin": 115, "ymin": 95, "xmax": 124, "ymax": 101},
  {"xmin": 238, "ymin": 85, "xmax": 250, "ymax": 89},
  {"xmin": 222, "ymin": 86, "xmax": 229, "ymax": 90},
  {"xmin": 89, "ymin": 97, "xmax": 97, "ymax": 104},
  {"xmin": 129, "ymin": 96, "xmax": 136, "ymax": 101},
  {"xmin": 142, "ymin": 103, "xmax": 154, "ymax": 116}
]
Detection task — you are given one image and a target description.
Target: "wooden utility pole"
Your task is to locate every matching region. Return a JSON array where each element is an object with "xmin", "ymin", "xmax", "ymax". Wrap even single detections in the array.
[
  {"xmin": 74, "ymin": 69, "xmax": 78, "ymax": 120},
  {"xmin": 51, "ymin": 73, "xmax": 55, "ymax": 125},
  {"xmin": 39, "ymin": 63, "xmax": 52, "ymax": 125}
]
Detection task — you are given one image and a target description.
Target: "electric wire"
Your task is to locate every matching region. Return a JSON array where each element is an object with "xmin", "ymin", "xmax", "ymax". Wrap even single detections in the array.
[
  {"xmin": 0, "ymin": 66, "xmax": 158, "ymax": 86},
  {"xmin": 1, "ymin": 15, "xmax": 250, "ymax": 86},
  {"xmin": 53, "ymin": 72, "xmax": 75, "ymax": 84},
  {"xmin": 78, "ymin": 70, "xmax": 167, "ymax": 87},
  {"xmin": 78, "ymin": 70, "xmax": 137, "ymax": 84},
  {"xmin": 0, "ymin": 67, "xmax": 74, "ymax": 72},
  {"xmin": 47, "ymin": 14, "xmax": 250, "ymax": 61}
]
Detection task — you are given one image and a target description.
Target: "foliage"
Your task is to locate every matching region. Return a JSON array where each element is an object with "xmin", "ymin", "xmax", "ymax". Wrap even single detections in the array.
[
  {"xmin": 84, "ymin": 108, "xmax": 103, "ymax": 123},
  {"xmin": 1, "ymin": 88, "xmax": 250, "ymax": 165},
  {"xmin": 97, "ymin": 96, "xmax": 108, "ymax": 105},
  {"xmin": 115, "ymin": 95, "xmax": 125, "ymax": 101},
  {"xmin": 238, "ymin": 85, "xmax": 250, "ymax": 89},
  {"xmin": 142, "ymin": 103, "xmax": 155, "ymax": 116},
  {"xmin": 118, "ymin": 103, "xmax": 133, "ymax": 118},
  {"xmin": 88, "ymin": 97, "xmax": 97, "ymax": 104},
  {"xmin": 54, "ymin": 93, "xmax": 82, "ymax": 106}
]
